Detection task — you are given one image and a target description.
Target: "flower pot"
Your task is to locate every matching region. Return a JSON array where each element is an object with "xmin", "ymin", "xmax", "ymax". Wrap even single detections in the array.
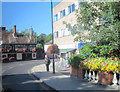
[
  {"xmin": 98, "ymin": 71, "xmax": 113, "ymax": 85},
  {"xmin": 70, "ymin": 66, "xmax": 78, "ymax": 77},
  {"xmin": 77, "ymin": 67, "xmax": 85, "ymax": 79}
]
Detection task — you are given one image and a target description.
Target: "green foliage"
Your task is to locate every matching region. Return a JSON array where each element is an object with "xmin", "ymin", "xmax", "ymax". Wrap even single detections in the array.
[
  {"xmin": 68, "ymin": 54, "xmax": 86, "ymax": 68},
  {"xmin": 36, "ymin": 44, "xmax": 43, "ymax": 48},
  {"xmin": 37, "ymin": 33, "xmax": 52, "ymax": 49},
  {"xmin": 64, "ymin": 2, "xmax": 120, "ymax": 57},
  {"xmin": 80, "ymin": 43, "xmax": 96, "ymax": 58},
  {"xmin": 21, "ymin": 29, "xmax": 30, "ymax": 37},
  {"xmin": 9, "ymin": 29, "xmax": 13, "ymax": 32}
]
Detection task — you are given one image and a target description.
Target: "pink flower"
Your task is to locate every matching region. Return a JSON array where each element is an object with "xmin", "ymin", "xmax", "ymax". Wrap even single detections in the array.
[
  {"xmin": 103, "ymin": 62, "xmax": 105, "ymax": 64},
  {"xmin": 109, "ymin": 70, "xmax": 111, "ymax": 72}
]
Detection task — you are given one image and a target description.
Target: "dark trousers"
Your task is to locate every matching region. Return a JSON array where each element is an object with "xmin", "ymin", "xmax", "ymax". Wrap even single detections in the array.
[{"xmin": 46, "ymin": 64, "xmax": 49, "ymax": 72}]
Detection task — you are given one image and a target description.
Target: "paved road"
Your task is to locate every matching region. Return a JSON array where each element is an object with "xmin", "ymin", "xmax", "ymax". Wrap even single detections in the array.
[{"xmin": 2, "ymin": 59, "xmax": 50, "ymax": 91}]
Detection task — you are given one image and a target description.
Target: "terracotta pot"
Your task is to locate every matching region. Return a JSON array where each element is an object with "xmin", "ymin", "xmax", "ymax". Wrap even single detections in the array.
[
  {"xmin": 98, "ymin": 71, "xmax": 113, "ymax": 85},
  {"xmin": 70, "ymin": 66, "xmax": 78, "ymax": 77},
  {"xmin": 77, "ymin": 67, "xmax": 85, "ymax": 79}
]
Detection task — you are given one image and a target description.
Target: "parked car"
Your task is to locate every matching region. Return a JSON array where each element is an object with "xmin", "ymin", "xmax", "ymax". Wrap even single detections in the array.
[{"xmin": 2, "ymin": 57, "xmax": 9, "ymax": 63}]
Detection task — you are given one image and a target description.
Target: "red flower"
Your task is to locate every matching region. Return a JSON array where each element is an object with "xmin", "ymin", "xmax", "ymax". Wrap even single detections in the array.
[
  {"xmin": 32, "ymin": 50, "xmax": 34, "ymax": 52},
  {"xmin": 112, "ymin": 56, "xmax": 115, "ymax": 60}
]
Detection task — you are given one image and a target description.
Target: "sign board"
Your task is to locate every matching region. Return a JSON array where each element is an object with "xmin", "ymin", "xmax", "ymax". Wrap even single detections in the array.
[{"xmin": 17, "ymin": 53, "xmax": 22, "ymax": 60}]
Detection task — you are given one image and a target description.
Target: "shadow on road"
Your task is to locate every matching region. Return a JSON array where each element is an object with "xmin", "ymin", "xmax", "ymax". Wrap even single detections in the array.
[{"xmin": 2, "ymin": 74, "xmax": 45, "ymax": 91}]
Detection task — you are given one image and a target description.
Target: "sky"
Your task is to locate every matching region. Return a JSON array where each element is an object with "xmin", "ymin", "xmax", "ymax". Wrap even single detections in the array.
[{"xmin": 2, "ymin": 1, "xmax": 61, "ymax": 36}]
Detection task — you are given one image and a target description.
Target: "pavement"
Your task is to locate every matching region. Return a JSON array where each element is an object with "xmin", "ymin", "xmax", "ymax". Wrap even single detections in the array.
[{"xmin": 30, "ymin": 61, "xmax": 119, "ymax": 91}]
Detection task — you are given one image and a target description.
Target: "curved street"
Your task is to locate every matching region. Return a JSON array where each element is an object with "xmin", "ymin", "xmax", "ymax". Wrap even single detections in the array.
[{"xmin": 2, "ymin": 59, "xmax": 50, "ymax": 91}]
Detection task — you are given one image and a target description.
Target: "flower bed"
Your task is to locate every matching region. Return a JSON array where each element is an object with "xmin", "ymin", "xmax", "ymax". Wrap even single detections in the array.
[
  {"xmin": 68, "ymin": 55, "xmax": 120, "ymax": 85},
  {"xmin": 81, "ymin": 57, "xmax": 120, "ymax": 73}
]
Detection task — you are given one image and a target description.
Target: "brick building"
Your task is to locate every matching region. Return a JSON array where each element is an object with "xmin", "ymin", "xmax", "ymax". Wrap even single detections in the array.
[{"xmin": 1, "ymin": 25, "xmax": 36, "ymax": 61}]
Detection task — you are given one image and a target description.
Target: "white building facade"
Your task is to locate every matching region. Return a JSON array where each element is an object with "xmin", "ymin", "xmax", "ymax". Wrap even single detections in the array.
[{"xmin": 53, "ymin": 0, "xmax": 80, "ymax": 61}]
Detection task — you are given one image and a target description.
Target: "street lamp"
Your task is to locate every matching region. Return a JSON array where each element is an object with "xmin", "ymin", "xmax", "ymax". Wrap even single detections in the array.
[
  {"xmin": 50, "ymin": 0, "xmax": 55, "ymax": 74},
  {"xmin": 40, "ymin": 0, "xmax": 55, "ymax": 74}
]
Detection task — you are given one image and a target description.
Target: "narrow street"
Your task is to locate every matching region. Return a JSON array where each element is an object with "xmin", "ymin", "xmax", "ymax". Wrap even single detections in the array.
[{"xmin": 2, "ymin": 59, "xmax": 52, "ymax": 91}]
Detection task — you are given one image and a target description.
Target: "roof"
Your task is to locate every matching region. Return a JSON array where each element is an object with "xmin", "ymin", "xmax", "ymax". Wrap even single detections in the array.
[
  {"xmin": 2, "ymin": 31, "xmax": 36, "ymax": 44},
  {"xmin": 60, "ymin": 48, "xmax": 76, "ymax": 53}
]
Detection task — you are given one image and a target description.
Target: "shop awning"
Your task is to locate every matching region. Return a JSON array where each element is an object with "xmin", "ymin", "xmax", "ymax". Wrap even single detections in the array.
[{"xmin": 60, "ymin": 49, "xmax": 76, "ymax": 54}]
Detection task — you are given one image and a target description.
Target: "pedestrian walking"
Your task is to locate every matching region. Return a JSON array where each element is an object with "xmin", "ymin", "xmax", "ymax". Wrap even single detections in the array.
[{"xmin": 44, "ymin": 55, "xmax": 50, "ymax": 72}]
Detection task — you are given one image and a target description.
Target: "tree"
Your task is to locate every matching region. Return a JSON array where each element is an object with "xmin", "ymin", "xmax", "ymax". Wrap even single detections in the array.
[
  {"xmin": 37, "ymin": 33, "xmax": 52, "ymax": 49},
  {"xmin": 9, "ymin": 29, "xmax": 13, "ymax": 32},
  {"xmin": 37, "ymin": 33, "xmax": 46, "ymax": 49},
  {"xmin": 21, "ymin": 29, "xmax": 29, "ymax": 37},
  {"xmin": 64, "ymin": 2, "xmax": 120, "ymax": 57},
  {"xmin": 45, "ymin": 34, "xmax": 52, "ymax": 43}
]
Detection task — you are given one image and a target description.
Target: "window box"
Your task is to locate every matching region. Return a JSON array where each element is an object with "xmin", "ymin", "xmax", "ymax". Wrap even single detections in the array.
[
  {"xmin": 2, "ymin": 57, "xmax": 9, "ymax": 63},
  {"xmin": 9, "ymin": 57, "xmax": 15, "ymax": 62}
]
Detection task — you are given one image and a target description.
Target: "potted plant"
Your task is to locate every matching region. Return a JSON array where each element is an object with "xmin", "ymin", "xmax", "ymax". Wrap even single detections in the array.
[
  {"xmin": 7, "ymin": 49, "xmax": 10, "ymax": 52},
  {"xmin": 2, "ymin": 57, "xmax": 9, "ymax": 63},
  {"xmin": 15, "ymin": 48, "xmax": 18, "ymax": 52},
  {"xmin": 9, "ymin": 57, "xmax": 15, "ymax": 62},
  {"xmin": 32, "ymin": 48, "xmax": 35, "ymax": 52},
  {"xmin": 68, "ymin": 54, "xmax": 86, "ymax": 77},
  {"xmin": 23, "ymin": 48, "xmax": 26, "ymax": 53}
]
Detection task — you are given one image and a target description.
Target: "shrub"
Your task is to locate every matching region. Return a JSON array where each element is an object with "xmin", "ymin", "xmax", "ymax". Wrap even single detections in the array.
[
  {"xmin": 79, "ymin": 43, "xmax": 96, "ymax": 58},
  {"xmin": 68, "ymin": 54, "xmax": 86, "ymax": 68}
]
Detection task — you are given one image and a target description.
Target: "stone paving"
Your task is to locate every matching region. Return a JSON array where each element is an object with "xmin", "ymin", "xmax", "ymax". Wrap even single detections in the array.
[{"xmin": 30, "ymin": 62, "xmax": 119, "ymax": 90}]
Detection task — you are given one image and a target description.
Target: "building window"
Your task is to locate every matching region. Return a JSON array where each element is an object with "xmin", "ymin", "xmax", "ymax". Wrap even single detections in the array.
[
  {"xmin": 53, "ymin": 15, "xmax": 55, "ymax": 21},
  {"xmin": 68, "ymin": 3, "xmax": 75, "ymax": 14},
  {"xmin": 54, "ymin": 31, "xmax": 58, "ymax": 38},
  {"xmin": 56, "ymin": 31, "xmax": 58, "ymax": 38},
  {"xmin": 60, "ymin": 11, "xmax": 63, "ymax": 18},
  {"xmin": 68, "ymin": 5, "xmax": 72, "ymax": 14},
  {"xmin": 63, "ymin": 29, "xmax": 65, "ymax": 37},
  {"xmin": 53, "ymin": 14, "xmax": 58, "ymax": 21},
  {"xmin": 63, "ymin": 9, "xmax": 65, "ymax": 17},
  {"xmin": 55, "ymin": 14, "xmax": 58, "ymax": 21},
  {"xmin": 60, "ymin": 9, "xmax": 65, "ymax": 18},
  {"xmin": 72, "ymin": 4, "xmax": 75, "ymax": 12}
]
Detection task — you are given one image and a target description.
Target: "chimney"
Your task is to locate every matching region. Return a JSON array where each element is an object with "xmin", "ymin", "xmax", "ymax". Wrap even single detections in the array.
[{"xmin": 13, "ymin": 25, "xmax": 16, "ymax": 34}]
